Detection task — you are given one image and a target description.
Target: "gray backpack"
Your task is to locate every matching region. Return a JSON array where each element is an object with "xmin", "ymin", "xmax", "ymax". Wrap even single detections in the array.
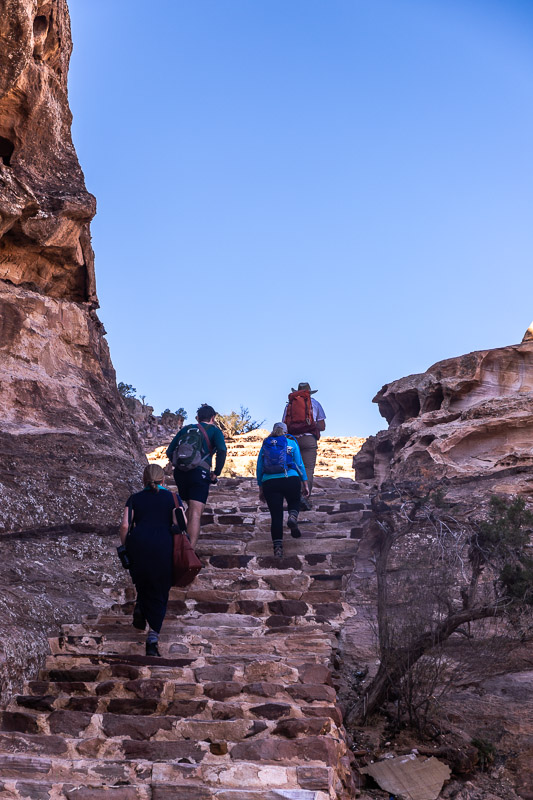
[{"xmin": 172, "ymin": 424, "xmax": 213, "ymax": 471}]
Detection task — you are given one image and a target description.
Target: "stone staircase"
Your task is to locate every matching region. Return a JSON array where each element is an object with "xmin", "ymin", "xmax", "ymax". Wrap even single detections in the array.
[{"xmin": 0, "ymin": 477, "xmax": 372, "ymax": 800}]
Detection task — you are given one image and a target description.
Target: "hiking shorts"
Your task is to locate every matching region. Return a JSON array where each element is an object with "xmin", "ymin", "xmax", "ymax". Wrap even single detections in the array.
[{"xmin": 173, "ymin": 466, "xmax": 211, "ymax": 504}]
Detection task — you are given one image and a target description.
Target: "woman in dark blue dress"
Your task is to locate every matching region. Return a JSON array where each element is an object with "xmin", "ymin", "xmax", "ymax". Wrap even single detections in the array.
[{"xmin": 118, "ymin": 464, "xmax": 183, "ymax": 656}]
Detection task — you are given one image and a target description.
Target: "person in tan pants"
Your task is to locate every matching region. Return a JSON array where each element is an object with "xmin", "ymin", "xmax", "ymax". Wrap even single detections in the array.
[{"xmin": 282, "ymin": 382, "xmax": 326, "ymax": 509}]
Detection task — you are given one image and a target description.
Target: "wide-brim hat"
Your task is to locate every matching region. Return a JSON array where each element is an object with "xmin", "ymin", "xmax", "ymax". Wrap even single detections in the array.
[{"xmin": 292, "ymin": 382, "xmax": 318, "ymax": 394}]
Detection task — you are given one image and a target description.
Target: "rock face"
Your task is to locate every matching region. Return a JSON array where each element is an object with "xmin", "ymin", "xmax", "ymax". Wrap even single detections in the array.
[
  {"xmin": 0, "ymin": 0, "xmax": 144, "ymax": 708},
  {"xmin": 0, "ymin": 0, "xmax": 145, "ymax": 533},
  {"xmin": 351, "ymin": 339, "xmax": 533, "ymax": 798},
  {"xmin": 355, "ymin": 341, "xmax": 533, "ymax": 491},
  {"xmin": 125, "ymin": 398, "xmax": 185, "ymax": 453},
  {"xmin": 0, "ymin": 0, "xmax": 96, "ymax": 303}
]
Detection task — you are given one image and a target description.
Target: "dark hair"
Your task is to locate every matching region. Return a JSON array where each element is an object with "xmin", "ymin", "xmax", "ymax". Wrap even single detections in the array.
[{"xmin": 197, "ymin": 404, "xmax": 216, "ymax": 422}]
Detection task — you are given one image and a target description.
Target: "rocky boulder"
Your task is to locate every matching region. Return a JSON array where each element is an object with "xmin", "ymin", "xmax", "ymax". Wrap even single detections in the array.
[{"xmin": 355, "ymin": 340, "xmax": 533, "ymax": 491}]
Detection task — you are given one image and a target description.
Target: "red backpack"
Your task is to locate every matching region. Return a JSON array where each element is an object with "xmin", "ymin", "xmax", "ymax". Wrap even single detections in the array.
[{"xmin": 285, "ymin": 390, "xmax": 316, "ymax": 435}]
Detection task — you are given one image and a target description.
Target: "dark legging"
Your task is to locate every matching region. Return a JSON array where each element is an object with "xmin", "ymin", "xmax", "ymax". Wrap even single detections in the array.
[{"xmin": 262, "ymin": 476, "xmax": 301, "ymax": 543}]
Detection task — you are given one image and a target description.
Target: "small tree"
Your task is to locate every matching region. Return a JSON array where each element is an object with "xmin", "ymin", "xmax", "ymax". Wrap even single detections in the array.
[
  {"xmin": 117, "ymin": 382, "xmax": 136, "ymax": 399},
  {"xmin": 216, "ymin": 406, "xmax": 264, "ymax": 436},
  {"xmin": 346, "ymin": 491, "xmax": 533, "ymax": 727},
  {"xmin": 174, "ymin": 407, "xmax": 188, "ymax": 420}
]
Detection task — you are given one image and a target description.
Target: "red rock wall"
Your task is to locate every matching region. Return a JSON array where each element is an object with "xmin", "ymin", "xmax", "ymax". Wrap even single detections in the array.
[
  {"xmin": 0, "ymin": 0, "xmax": 145, "ymax": 534},
  {"xmin": 0, "ymin": 1, "xmax": 145, "ymax": 700}
]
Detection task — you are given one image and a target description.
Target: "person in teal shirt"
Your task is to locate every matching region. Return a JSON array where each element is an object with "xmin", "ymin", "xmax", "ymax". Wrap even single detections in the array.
[
  {"xmin": 257, "ymin": 422, "xmax": 309, "ymax": 558},
  {"xmin": 166, "ymin": 404, "xmax": 226, "ymax": 547}
]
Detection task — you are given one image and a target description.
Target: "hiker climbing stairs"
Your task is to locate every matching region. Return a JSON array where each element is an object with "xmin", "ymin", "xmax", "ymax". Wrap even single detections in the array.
[{"xmin": 0, "ymin": 477, "xmax": 372, "ymax": 800}]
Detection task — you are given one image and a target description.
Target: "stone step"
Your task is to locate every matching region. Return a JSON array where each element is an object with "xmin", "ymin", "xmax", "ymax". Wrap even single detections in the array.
[
  {"xmin": 0, "ymin": 711, "xmax": 338, "ymax": 753},
  {"xmin": 232, "ymin": 540, "xmax": 359, "ymax": 557},
  {"xmin": 93, "ymin": 599, "xmax": 350, "ymax": 626},
  {"xmin": 55, "ymin": 626, "xmax": 335, "ymax": 651},
  {"xmin": 13, "ymin": 686, "xmax": 339, "ymax": 718},
  {"xmin": 0, "ymin": 778, "xmax": 330, "ymax": 800},
  {"xmin": 0, "ymin": 753, "xmax": 151, "ymax": 783},
  {"xmin": 21, "ymin": 661, "xmax": 334, "ymax": 700},
  {"xmin": 191, "ymin": 537, "xmax": 357, "ymax": 557},
  {"xmin": 42, "ymin": 652, "xmax": 330, "ymax": 673},
  {"xmin": 0, "ymin": 785, "xmax": 151, "ymax": 800},
  {"xmin": 113, "ymin": 588, "xmax": 344, "ymax": 610},
  {"xmin": 149, "ymin": 755, "xmax": 340, "ymax": 791},
  {"xmin": 199, "ymin": 513, "xmax": 365, "ymax": 528},
  {"xmin": 197, "ymin": 553, "xmax": 357, "ymax": 571},
  {"xmin": 153, "ymin": 765, "xmax": 336, "ymax": 797},
  {"xmin": 11, "ymin": 696, "xmax": 341, "ymax": 727},
  {"xmin": 0, "ymin": 733, "xmax": 346, "ymax": 776},
  {"xmin": 0, "ymin": 477, "xmax": 361, "ymax": 799},
  {"xmin": 189, "ymin": 569, "xmax": 350, "ymax": 591},
  {"xmin": 48, "ymin": 632, "xmax": 337, "ymax": 660}
]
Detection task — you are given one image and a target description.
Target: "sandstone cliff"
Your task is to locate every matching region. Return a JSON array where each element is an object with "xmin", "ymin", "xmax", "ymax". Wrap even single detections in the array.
[
  {"xmin": 0, "ymin": 0, "xmax": 145, "ymax": 534},
  {"xmin": 0, "ymin": 0, "xmax": 144, "ymax": 700},
  {"xmin": 355, "ymin": 340, "xmax": 533, "ymax": 496}
]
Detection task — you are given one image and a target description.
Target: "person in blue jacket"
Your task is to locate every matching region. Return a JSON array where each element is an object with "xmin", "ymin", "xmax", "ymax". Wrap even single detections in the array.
[{"xmin": 256, "ymin": 422, "xmax": 309, "ymax": 558}]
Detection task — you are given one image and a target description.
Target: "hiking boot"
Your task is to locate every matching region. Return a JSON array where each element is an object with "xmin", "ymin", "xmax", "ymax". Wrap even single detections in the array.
[
  {"xmin": 145, "ymin": 641, "xmax": 161, "ymax": 657},
  {"xmin": 287, "ymin": 512, "xmax": 301, "ymax": 538},
  {"xmin": 299, "ymin": 496, "xmax": 312, "ymax": 511},
  {"xmin": 273, "ymin": 542, "xmax": 283, "ymax": 558},
  {"xmin": 132, "ymin": 602, "xmax": 146, "ymax": 631}
]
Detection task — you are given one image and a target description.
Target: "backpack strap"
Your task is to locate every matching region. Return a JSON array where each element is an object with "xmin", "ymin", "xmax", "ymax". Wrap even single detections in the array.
[
  {"xmin": 286, "ymin": 436, "xmax": 304, "ymax": 479},
  {"xmin": 197, "ymin": 423, "xmax": 214, "ymax": 455},
  {"xmin": 127, "ymin": 498, "xmax": 134, "ymax": 535}
]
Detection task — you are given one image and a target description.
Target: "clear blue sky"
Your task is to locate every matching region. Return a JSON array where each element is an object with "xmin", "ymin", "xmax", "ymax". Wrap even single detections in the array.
[{"xmin": 68, "ymin": 0, "xmax": 533, "ymax": 436}]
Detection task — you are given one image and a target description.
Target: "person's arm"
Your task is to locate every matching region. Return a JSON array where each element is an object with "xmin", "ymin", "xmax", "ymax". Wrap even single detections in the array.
[
  {"xmin": 292, "ymin": 440, "xmax": 309, "ymax": 495},
  {"xmin": 257, "ymin": 449, "xmax": 265, "ymax": 500},
  {"xmin": 212, "ymin": 428, "xmax": 227, "ymax": 476},
  {"xmin": 282, "ymin": 402, "xmax": 288, "ymax": 423},
  {"xmin": 313, "ymin": 400, "xmax": 326, "ymax": 436},
  {"xmin": 166, "ymin": 429, "xmax": 183, "ymax": 461},
  {"xmin": 119, "ymin": 506, "xmax": 130, "ymax": 545}
]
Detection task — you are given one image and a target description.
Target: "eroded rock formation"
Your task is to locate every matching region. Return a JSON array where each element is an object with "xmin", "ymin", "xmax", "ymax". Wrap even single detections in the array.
[
  {"xmin": 0, "ymin": 0, "xmax": 96, "ymax": 302},
  {"xmin": 351, "ymin": 339, "xmax": 533, "ymax": 798},
  {"xmin": 0, "ymin": 0, "xmax": 144, "ymax": 700},
  {"xmin": 355, "ymin": 340, "xmax": 533, "ymax": 492},
  {"xmin": 0, "ymin": 0, "xmax": 144, "ymax": 534}
]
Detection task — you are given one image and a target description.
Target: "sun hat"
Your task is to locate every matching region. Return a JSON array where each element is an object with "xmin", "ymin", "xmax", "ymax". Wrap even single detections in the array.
[
  {"xmin": 272, "ymin": 421, "xmax": 288, "ymax": 433},
  {"xmin": 292, "ymin": 382, "xmax": 318, "ymax": 394}
]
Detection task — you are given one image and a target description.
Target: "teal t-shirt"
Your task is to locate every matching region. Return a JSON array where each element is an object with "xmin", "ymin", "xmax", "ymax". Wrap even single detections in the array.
[{"xmin": 166, "ymin": 423, "xmax": 227, "ymax": 475}]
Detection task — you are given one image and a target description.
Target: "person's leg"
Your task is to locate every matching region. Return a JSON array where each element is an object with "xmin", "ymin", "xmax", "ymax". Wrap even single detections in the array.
[
  {"xmin": 145, "ymin": 627, "xmax": 161, "ymax": 657},
  {"xmin": 262, "ymin": 479, "xmax": 285, "ymax": 555},
  {"xmin": 177, "ymin": 467, "xmax": 210, "ymax": 548},
  {"xmin": 132, "ymin": 596, "xmax": 145, "ymax": 630},
  {"xmin": 298, "ymin": 435, "xmax": 318, "ymax": 494},
  {"xmin": 186, "ymin": 499, "xmax": 205, "ymax": 548},
  {"xmin": 174, "ymin": 469, "xmax": 190, "ymax": 504},
  {"xmin": 283, "ymin": 476, "xmax": 302, "ymax": 538},
  {"xmin": 136, "ymin": 582, "xmax": 167, "ymax": 656}
]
